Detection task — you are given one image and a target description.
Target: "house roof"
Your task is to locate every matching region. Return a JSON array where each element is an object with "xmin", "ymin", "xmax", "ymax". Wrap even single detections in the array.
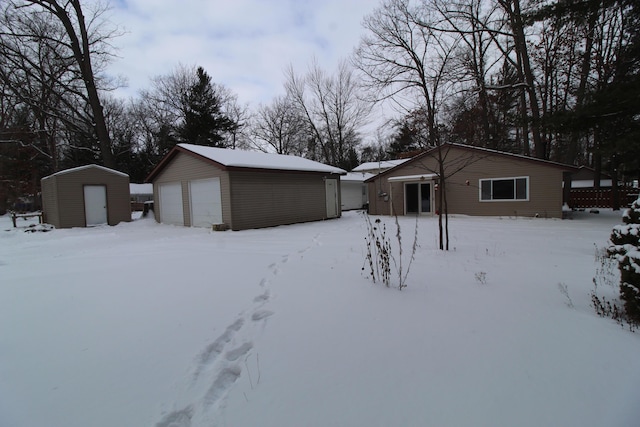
[
  {"xmin": 146, "ymin": 144, "xmax": 346, "ymax": 182},
  {"xmin": 352, "ymin": 159, "xmax": 411, "ymax": 172},
  {"xmin": 364, "ymin": 143, "xmax": 578, "ymax": 183},
  {"xmin": 42, "ymin": 164, "xmax": 129, "ymax": 181},
  {"xmin": 342, "ymin": 172, "xmax": 375, "ymax": 182}
]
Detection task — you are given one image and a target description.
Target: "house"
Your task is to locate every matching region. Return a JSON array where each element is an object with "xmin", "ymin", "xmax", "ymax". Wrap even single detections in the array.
[
  {"xmin": 145, "ymin": 143, "xmax": 346, "ymax": 230},
  {"xmin": 366, "ymin": 143, "xmax": 576, "ymax": 219},
  {"xmin": 41, "ymin": 165, "xmax": 131, "ymax": 228},
  {"xmin": 341, "ymin": 172, "xmax": 374, "ymax": 211}
]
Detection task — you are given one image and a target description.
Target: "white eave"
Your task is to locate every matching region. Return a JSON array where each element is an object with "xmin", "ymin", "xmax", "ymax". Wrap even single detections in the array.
[
  {"xmin": 42, "ymin": 164, "xmax": 129, "ymax": 180},
  {"xmin": 388, "ymin": 174, "xmax": 437, "ymax": 182}
]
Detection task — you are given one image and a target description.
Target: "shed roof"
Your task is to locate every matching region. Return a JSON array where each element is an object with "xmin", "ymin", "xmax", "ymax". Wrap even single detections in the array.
[
  {"xmin": 147, "ymin": 144, "xmax": 346, "ymax": 182},
  {"xmin": 42, "ymin": 164, "xmax": 129, "ymax": 181}
]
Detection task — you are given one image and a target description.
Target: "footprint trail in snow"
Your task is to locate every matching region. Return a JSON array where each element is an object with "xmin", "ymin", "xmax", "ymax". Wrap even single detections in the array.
[{"xmin": 154, "ymin": 234, "xmax": 322, "ymax": 426}]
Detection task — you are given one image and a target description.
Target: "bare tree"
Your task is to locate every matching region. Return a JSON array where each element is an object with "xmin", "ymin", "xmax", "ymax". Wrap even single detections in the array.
[
  {"xmin": 355, "ymin": 0, "xmax": 460, "ymax": 249},
  {"xmin": 1, "ymin": 3, "xmax": 75, "ymax": 171},
  {"xmin": 285, "ymin": 59, "xmax": 370, "ymax": 169},
  {"xmin": 251, "ymin": 95, "xmax": 308, "ymax": 155},
  {"xmin": 8, "ymin": 0, "xmax": 121, "ymax": 168},
  {"xmin": 218, "ymin": 90, "xmax": 250, "ymax": 150},
  {"xmin": 509, "ymin": 2, "xmax": 544, "ymax": 155}
]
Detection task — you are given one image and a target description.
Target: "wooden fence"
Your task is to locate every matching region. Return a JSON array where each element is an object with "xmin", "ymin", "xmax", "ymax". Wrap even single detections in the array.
[{"xmin": 570, "ymin": 188, "xmax": 639, "ymax": 209}]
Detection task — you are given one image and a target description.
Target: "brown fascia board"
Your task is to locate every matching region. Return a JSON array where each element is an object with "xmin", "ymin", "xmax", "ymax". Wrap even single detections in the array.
[
  {"xmin": 364, "ymin": 143, "xmax": 579, "ymax": 183},
  {"xmin": 225, "ymin": 165, "xmax": 344, "ymax": 176}
]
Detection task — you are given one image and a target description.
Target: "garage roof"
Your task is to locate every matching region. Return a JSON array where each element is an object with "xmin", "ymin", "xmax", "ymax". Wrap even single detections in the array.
[
  {"xmin": 180, "ymin": 144, "xmax": 345, "ymax": 173},
  {"xmin": 147, "ymin": 144, "xmax": 346, "ymax": 181}
]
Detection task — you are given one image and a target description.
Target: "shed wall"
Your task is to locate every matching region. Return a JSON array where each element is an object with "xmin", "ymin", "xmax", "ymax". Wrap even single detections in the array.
[
  {"xmin": 42, "ymin": 167, "xmax": 130, "ymax": 228},
  {"xmin": 40, "ymin": 176, "xmax": 59, "ymax": 226},
  {"xmin": 368, "ymin": 146, "xmax": 564, "ymax": 218}
]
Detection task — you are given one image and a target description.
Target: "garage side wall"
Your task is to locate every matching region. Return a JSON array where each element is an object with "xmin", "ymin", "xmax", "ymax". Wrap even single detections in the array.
[
  {"xmin": 152, "ymin": 152, "xmax": 230, "ymax": 226},
  {"xmin": 41, "ymin": 176, "xmax": 60, "ymax": 227},
  {"xmin": 228, "ymin": 171, "xmax": 334, "ymax": 230},
  {"xmin": 54, "ymin": 169, "xmax": 130, "ymax": 228}
]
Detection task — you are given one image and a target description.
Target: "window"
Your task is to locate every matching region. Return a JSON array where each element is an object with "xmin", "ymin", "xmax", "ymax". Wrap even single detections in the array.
[{"xmin": 480, "ymin": 177, "xmax": 528, "ymax": 201}]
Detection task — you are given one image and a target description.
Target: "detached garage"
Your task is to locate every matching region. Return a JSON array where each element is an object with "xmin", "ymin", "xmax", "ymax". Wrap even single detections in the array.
[
  {"xmin": 41, "ymin": 165, "xmax": 131, "ymax": 228},
  {"xmin": 146, "ymin": 144, "xmax": 346, "ymax": 230}
]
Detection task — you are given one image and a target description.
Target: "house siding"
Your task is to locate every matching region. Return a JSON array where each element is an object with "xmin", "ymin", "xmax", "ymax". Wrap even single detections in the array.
[
  {"xmin": 152, "ymin": 152, "xmax": 231, "ymax": 227},
  {"xmin": 228, "ymin": 171, "xmax": 336, "ymax": 230},
  {"xmin": 41, "ymin": 167, "xmax": 130, "ymax": 228},
  {"xmin": 368, "ymin": 146, "xmax": 566, "ymax": 218}
]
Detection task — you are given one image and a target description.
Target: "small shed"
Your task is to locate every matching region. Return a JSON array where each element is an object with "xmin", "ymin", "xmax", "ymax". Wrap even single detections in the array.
[
  {"xmin": 41, "ymin": 165, "xmax": 131, "ymax": 228},
  {"xmin": 146, "ymin": 144, "xmax": 346, "ymax": 230}
]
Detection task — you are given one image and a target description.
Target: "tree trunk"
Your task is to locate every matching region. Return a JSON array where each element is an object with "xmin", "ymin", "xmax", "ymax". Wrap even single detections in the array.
[
  {"xmin": 502, "ymin": 0, "xmax": 544, "ymax": 158},
  {"xmin": 29, "ymin": 0, "xmax": 115, "ymax": 168}
]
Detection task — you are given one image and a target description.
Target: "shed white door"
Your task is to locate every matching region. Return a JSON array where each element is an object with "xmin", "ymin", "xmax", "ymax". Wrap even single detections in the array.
[
  {"xmin": 84, "ymin": 185, "xmax": 108, "ymax": 225},
  {"xmin": 159, "ymin": 182, "xmax": 184, "ymax": 225},
  {"xmin": 325, "ymin": 179, "xmax": 339, "ymax": 218},
  {"xmin": 189, "ymin": 178, "xmax": 222, "ymax": 227}
]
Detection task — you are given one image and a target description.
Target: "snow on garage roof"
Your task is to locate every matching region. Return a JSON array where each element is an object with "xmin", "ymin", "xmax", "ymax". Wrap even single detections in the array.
[{"xmin": 178, "ymin": 143, "xmax": 346, "ymax": 174}]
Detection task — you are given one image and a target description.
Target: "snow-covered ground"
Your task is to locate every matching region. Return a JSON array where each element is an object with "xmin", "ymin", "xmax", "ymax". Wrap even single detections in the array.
[{"xmin": 1, "ymin": 210, "xmax": 639, "ymax": 427}]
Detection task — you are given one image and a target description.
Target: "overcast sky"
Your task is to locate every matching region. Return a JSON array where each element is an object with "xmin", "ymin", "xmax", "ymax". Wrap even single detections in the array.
[{"xmin": 108, "ymin": 0, "xmax": 378, "ymax": 107}]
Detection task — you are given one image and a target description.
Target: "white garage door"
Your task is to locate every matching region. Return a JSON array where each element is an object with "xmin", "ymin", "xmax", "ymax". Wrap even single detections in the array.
[
  {"xmin": 189, "ymin": 178, "xmax": 222, "ymax": 227},
  {"xmin": 159, "ymin": 182, "xmax": 184, "ymax": 225}
]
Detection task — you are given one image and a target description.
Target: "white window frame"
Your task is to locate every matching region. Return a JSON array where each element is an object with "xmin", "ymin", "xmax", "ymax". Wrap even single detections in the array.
[{"xmin": 479, "ymin": 176, "xmax": 529, "ymax": 202}]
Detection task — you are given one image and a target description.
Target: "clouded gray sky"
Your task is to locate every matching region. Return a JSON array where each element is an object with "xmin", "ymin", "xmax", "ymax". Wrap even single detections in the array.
[{"xmin": 108, "ymin": 0, "xmax": 377, "ymax": 106}]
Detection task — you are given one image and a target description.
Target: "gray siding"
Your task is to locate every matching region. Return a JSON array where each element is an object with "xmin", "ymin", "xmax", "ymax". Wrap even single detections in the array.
[
  {"xmin": 40, "ymin": 176, "xmax": 59, "ymax": 226},
  {"xmin": 41, "ymin": 166, "xmax": 130, "ymax": 228},
  {"xmin": 151, "ymin": 151, "xmax": 343, "ymax": 230},
  {"xmin": 228, "ymin": 171, "xmax": 336, "ymax": 230},
  {"xmin": 368, "ymin": 146, "xmax": 566, "ymax": 218}
]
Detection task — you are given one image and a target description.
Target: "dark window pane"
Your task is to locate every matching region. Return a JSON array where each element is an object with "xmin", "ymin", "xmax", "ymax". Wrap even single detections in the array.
[
  {"xmin": 492, "ymin": 179, "xmax": 515, "ymax": 199},
  {"xmin": 405, "ymin": 183, "xmax": 419, "ymax": 213},
  {"xmin": 516, "ymin": 178, "xmax": 527, "ymax": 199},
  {"xmin": 421, "ymin": 183, "xmax": 431, "ymax": 212}
]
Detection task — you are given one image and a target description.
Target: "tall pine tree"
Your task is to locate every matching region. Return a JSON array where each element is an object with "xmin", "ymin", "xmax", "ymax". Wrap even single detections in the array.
[{"xmin": 177, "ymin": 67, "xmax": 235, "ymax": 147}]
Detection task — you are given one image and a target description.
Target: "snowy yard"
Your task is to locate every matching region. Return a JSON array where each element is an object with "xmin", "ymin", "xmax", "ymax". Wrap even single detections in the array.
[{"xmin": 1, "ymin": 210, "xmax": 639, "ymax": 427}]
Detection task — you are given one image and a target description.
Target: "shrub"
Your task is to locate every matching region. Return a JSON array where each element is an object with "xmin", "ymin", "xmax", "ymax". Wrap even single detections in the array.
[
  {"xmin": 362, "ymin": 214, "xmax": 418, "ymax": 290},
  {"xmin": 607, "ymin": 198, "xmax": 640, "ymax": 324}
]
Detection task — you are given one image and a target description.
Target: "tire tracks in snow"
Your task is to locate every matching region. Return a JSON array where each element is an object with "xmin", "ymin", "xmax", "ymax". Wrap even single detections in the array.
[{"xmin": 153, "ymin": 234, "xmax": 324, "ymax": 427}]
